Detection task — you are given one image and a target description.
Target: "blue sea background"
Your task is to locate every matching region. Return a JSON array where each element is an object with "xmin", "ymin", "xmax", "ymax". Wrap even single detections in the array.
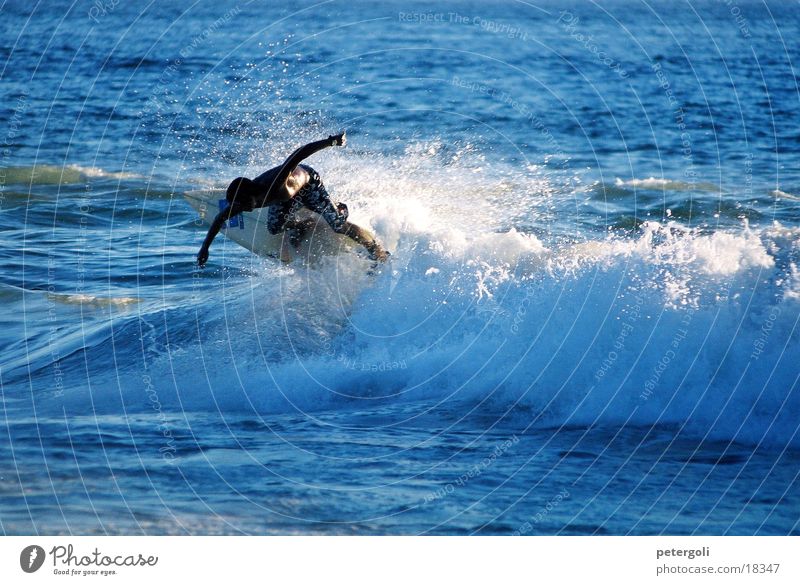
[{"xmin": 1, "ymin": 0, "xmax": 799, "ymax": 534}]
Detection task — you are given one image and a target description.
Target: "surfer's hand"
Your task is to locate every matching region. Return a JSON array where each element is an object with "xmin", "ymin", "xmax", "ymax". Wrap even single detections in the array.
[
  {"xmin": 330, "ymin": 131, "xmax": 346, "ymax": 147},
  {"xmin": 197, "ymin": 247, "xmax": 209, "ymax": 267}
]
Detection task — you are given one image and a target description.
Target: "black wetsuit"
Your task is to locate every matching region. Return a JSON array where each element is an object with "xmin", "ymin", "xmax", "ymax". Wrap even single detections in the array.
[
  {"xmin": 226, "ymin": 136, "xmax": 340, "ymax": 212},
  {"xmin": 197, "ymin": 134, "xmax": 386, "ymax": 267},
  {"xmin": 265, "ymin": 164, "xmax": 348, "ymax": 235}
]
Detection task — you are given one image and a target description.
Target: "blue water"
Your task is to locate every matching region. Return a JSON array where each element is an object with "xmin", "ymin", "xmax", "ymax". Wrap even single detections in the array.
[{"xmin": 1, "ymin": 0, "xmax": 799, "ymax": 535}]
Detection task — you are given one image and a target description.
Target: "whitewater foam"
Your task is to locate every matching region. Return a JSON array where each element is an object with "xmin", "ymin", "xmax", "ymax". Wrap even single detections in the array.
[
  {"xmin": 770, "ymin": 189, "xmax": 800, "ymax": 201},
  {"xmin": 0, "ymin": 164, "xmax": 143, "ymax": 186},
  {"xmin": 614, "ymin": 177, "xmax": 720, "ymax": 192},
  {"xmin": 45, "ymin": 208, "xmax": 798, "ymax": 450},
  {"xmin": 18, "ymin": 142, "xmax": 800, "ymax": 450}
]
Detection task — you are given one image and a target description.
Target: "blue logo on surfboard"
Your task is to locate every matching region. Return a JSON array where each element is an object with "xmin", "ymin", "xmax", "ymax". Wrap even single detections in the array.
[{"xmin": 218, "ymin": 199, "xmax": 245, "ymax": 230}]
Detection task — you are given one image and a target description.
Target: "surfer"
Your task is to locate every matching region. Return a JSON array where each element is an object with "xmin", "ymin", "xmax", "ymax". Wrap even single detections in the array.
[{"xmin": 196, "ymin": 131, "xmax": 389, "ymax": 266}]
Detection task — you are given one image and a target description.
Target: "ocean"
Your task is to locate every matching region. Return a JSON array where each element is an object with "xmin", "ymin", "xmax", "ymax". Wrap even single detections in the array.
[{"xmin": 1, "ymin": 0, "xmax": 799, "ymax": 534}]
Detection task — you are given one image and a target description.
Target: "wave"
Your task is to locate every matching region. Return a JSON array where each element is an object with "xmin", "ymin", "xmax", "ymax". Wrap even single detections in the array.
[
  {"xmin": 11, "ymin": 143, "xmax": 800, "ymax": 451},
  {"xmin": 0, "ymin": 164, "xmax": 143, "ymax": 186},
  {"xmin": 45, "ymin": 212, "xmax": 800, "ymax": 450},
  {"xmin": 47, "ymin": 292, "xmax": 141, "ymax": 307},
  {"xmin": 770, "ymin": 189, "xmax": 800, "ymax": 201},
  {"xmin": 73, "ymin": 165, "xmax": 144, "ymax": 181},
  {"xmin": 614, "ymin": 177, "xmax": 720, "ymax": 192}
]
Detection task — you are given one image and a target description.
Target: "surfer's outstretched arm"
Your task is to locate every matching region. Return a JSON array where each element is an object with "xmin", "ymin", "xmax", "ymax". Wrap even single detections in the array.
[
  {"xmin": 271, "ymin": 132, "xmax": 346, "ymax": 188},
  {"xmin": 197, "ymin": 204, "xmax": 241, "ymax": 266}
]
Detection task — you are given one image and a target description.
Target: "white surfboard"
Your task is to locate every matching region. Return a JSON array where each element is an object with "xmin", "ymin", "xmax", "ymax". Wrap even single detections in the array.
[{"xmin": 184, "ymin": 189, "xmax": 358, "ymax": 265}]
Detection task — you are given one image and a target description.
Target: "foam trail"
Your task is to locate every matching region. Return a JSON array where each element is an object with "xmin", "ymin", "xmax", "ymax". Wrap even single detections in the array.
[
  {"xmin": 615, "ymin": 177, "xmax": 720, "ymax": 192},
  {"xmin": 0, "ymin": 164, "xmax": 142, "ymax": 185},
  {"xmin": 24, "ymin": 144, "xmax": 800, "ymax": 450},
  {"xmin": 52, "ymin": 202, "xmax": 800, "ymax": 449}
]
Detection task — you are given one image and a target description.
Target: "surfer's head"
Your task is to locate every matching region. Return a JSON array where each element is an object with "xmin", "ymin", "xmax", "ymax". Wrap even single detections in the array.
[{"xmin": 226, "ymin": 177, "xmax": 260, "ymax": 211}]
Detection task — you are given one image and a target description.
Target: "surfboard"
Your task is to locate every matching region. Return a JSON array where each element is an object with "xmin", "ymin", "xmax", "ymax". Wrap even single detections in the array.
[{"xmin": 184, "ymin": 189, "xmax": 358, "ymax": 265}]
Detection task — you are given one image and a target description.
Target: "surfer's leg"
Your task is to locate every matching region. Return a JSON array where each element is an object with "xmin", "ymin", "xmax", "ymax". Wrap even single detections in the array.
[
  {"xmin": 296, "ymin": 168, "xmax": 388, "ymax": 261},
  {"xmin": 285, "ymin": 218, "xmax": 317, "ymax": 247},
  {"xmin": 338, "ymin": 221, "xmax": 389, "ymax": 262},
  {"xmin": 266, "ymin": 198, "xmax": 302, "ymax": 235},
  {"xmin": 296, "ymin": 168, "xmax": 349, "ymax": 232},
  {"xmin": 267, "ymin": 196, "xmax": 313, "ymax": 252}
]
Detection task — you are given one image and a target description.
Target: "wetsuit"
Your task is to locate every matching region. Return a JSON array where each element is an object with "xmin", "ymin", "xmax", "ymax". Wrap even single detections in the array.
[
  {"xmin": 196, "ymin": 133, "xmax": 387, "ymax": 266},
  {"xmin": 265, "ymin": 164, "xmax": 348, "ymax": 235}
]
